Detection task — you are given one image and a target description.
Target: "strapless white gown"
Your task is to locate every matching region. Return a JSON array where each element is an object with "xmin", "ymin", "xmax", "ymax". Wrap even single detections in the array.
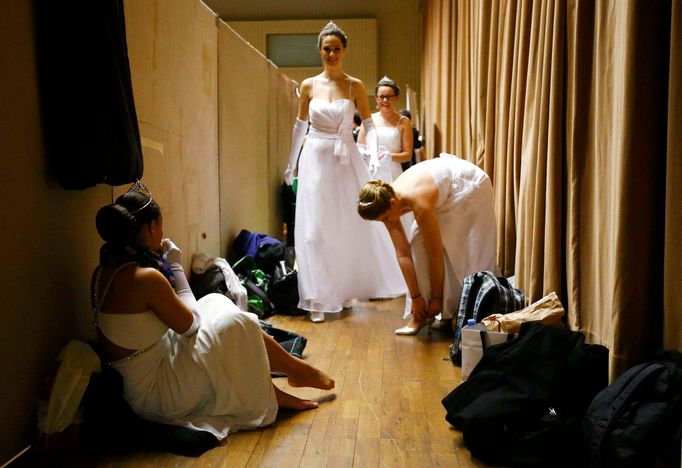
[{"xmin": 295, "ymin": 98, "xmax": 406, "ymax": 313}]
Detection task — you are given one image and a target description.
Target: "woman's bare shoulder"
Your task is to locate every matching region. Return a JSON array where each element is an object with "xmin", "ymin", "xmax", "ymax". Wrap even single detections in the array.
[
  {"xmin": 398, "ymin": 114, "xmax": 412, "ymax": 128},
  {"xmin": 348, "ymin": 76, "xmax": 367, "ymax": 90},
  {"xmin": 396, "ymin": 165, "xmax": 438, "ymax": 205},
  {"xmin": 102, "ymin": 263, "xmax": 165, "ymax": 290},
  {"xmin": 135, "ymin": 266, "xmax": 170, "ymax": 287},
  {"xmin": 298, "ymin": 78, "xmax": 314, "ymax": 97},
  {"xmin": 300, "ymin": 77, "xmax": 315, "ymax": 87}
]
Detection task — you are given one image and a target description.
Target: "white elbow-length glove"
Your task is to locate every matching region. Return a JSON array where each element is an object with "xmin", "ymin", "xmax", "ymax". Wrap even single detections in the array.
[
  {"xmin": 161, "ymin": 238, "xmax": 200, "ymax": 337},
  {"xmin": 362, "ymin": 117, "xmax": 380, "ymax": 176},
  {"xmin": 284, "ymin": 118, "xmax": 308, "ymax": 185}
]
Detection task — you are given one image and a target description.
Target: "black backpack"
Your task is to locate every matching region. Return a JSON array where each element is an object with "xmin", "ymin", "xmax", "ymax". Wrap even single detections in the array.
[
  {"xmin": 189, "ymin": 265, "xmax": 228, "ymax": 300},
  {"xmin": 583, "ymin": 350, "xmax": 682, "ymax": 468}
]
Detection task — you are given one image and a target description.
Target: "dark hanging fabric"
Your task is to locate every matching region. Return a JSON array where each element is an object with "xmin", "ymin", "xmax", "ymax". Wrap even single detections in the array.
[{"xmin": 34, "ymin": 0, "xmax": 143, "ymax": 190}]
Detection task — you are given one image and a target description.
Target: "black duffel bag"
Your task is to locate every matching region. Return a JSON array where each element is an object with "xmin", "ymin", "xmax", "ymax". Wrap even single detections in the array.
[{"xmin": 270, "ymin": 261, "xmax": 303, "ymax": 315}]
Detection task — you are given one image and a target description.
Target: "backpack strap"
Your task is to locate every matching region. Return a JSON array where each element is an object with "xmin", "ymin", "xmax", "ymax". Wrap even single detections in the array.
[{"xmin": 243, "ymin": 277, "xmax": 275, "ymax": 314}]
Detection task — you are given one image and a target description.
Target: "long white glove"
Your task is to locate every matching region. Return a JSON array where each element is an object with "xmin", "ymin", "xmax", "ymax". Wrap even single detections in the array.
[
  {"xmin": 284, "ymin": 118, "xmax": 308, "ymax": 185},
  {"xmin": 161, "ymin": 238, "xmax": 200, "ymax": 337},
  {"xmin": 362, "ymin": 117, "xmax": 380, "ymax": 176}
]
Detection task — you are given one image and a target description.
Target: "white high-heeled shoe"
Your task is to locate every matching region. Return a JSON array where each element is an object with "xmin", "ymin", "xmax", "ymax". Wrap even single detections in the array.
[
  {"xmin": 310, "ymin": 311, "xmax": 325, "ymax": 323},
  {"xmin": 394, "ymin": 318, "xmax": 434, "ymax": 336}
]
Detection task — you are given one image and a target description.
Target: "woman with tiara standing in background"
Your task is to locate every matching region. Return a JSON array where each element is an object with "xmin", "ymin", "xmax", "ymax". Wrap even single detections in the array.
[
  {"xmin": 358, "ymin": 77, "xmax": 415, "ymax": 236},
  {"xmin": 283, "ymin": 22, "xmax": 405, "ymax": 323},
  {"xmin": 357, "ymin": 76, "xmax": 413, "ymax": 183}
]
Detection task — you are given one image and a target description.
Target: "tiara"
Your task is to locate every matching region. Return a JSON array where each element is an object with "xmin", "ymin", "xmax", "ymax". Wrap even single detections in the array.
[{"xmin": 127, "ymin": 180, "xmax": 154, "ymax": 214}]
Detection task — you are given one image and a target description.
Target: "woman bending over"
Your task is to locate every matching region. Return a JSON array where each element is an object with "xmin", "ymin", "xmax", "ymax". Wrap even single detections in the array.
[{"xmin": 357, "ymin": 154, "xmax": 500, "ymax": 335}]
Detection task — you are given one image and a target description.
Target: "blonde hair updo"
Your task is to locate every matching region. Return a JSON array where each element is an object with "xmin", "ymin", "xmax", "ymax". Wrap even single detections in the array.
[{"xmin": 357, "ymin": 180, "xmax": 395, "ymax": 220}]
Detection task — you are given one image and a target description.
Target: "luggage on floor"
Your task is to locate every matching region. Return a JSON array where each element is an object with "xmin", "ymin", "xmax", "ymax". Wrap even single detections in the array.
[
  {"xmin": 459, "ymin": 321, "xmax": 515, "ymax": 380},
  {"xmin": 481, "ymin": 291, "xmax": 565, "ymax": 334},
  {"xmin": 270, "ymin": 261, "xmax": 303, "ymax": 316},
  {"xmin": 583, "ymin": 350, "xmax": 682, "ymax": 468},
  {"xmin": 450, "ymin": 271, "xmax": 525, "ymax": 364},
  {"xmin": 189, "ymin": 265, "xmax": 228, "ymax": 300},
  {"xmin": 232, "ymin": 256, "xmax": 275, "ymax": 319},
  {"xmin": 442, "ymin": 322, "xmax": 609, "ymax": 467},
  {"xmin": 259, "ymin": 320, "xmax": 307, "ymax": 359},
  {"xmin": 189, "ymin": 254, "xmax": 248, "ymax": 311}
]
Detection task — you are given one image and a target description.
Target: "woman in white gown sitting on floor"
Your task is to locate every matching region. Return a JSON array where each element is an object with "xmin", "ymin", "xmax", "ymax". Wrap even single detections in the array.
[
  {"xmin": 92, "ymin": 183, "xmax": 334, "ymax": 441},
  {"xmin": 357, "ymin": 154, "xmax": 500, "ymax": 335}
]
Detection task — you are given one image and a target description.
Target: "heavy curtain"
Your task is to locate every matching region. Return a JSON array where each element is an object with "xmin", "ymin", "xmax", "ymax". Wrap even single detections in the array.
[{"xmin": 421, "ymin": 0, "xmax": 680, "ymax": 379}]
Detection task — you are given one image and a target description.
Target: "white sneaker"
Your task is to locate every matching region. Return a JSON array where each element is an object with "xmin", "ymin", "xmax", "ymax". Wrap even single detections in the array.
[{"xmin": 310, "ymin": 311, "xmax": 325, "ymax": 323}]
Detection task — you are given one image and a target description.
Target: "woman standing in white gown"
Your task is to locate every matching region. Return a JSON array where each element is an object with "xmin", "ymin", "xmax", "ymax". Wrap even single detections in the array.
[
  {"xmin": 357, "ymin": 76, "xmax": 413, "ymax": 183},
  {"xmin": 357, "ymin": 154, "xmax": 500, "ymax": 335},
  {"xmin": 283, "ymin": 22, "xmax": 405, "ymax": 322},
  {"xmin": 358, "ymin": 76, "xmax": 416, "ymax": 236},
  {"xmin": 93, "ymin": 186, "xmax": 334, "ymax": 441}
]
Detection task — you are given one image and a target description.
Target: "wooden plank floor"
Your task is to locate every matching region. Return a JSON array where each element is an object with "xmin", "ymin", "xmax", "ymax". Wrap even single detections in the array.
[{"xmin": 66, "ymin": 298, "xmax": 488, "ymax": 467}]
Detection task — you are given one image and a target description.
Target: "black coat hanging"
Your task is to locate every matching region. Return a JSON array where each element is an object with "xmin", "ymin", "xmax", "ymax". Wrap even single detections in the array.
[{"xmin": 34, "ymin": 0, "xmax": 143, "ymax": 189}]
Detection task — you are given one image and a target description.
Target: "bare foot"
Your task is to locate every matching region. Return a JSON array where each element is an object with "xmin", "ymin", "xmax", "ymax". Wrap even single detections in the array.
[
  {"xmin": 274, "ymin": 385, "xmax": 319, "ymax": 410},
  {"xmin": 287, "ymin": 365, "xmax": 335, "ymax": 390}
]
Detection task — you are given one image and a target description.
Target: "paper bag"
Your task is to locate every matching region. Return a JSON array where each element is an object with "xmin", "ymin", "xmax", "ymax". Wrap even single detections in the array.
[{"xmin": 482, "ymin": 291, "xmax": 565, "ymax": 334}]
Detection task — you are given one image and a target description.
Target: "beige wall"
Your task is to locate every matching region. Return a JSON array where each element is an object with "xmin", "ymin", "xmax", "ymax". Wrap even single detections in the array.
[
  {"xmin": 123, "ymin": 0, "xmax": 221, "ymax": 262},
  {"xmin": 227, "ymin": 19, "xmax": 378, "ymax": 92},
  {"xmin": 0, "ymin": 0, "xmax": 296, "ymax": 462},
  {"xmin": 218, "ymin": 23, "xmax": 298, "ymax": 253},
  {"xmin": 204, "ymin": 0, "xmax": 422, "ymax": 113}
]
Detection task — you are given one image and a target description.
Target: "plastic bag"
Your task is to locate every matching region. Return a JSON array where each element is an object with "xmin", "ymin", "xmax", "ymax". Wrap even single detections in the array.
[
  {"xmin": 192, "ymin": 253, "xmax": 248, "ymax": 311},
  {"xmin": 39, "ymin": 340, "xmax": 100, "ymax": 435},
  {"xmin": 482, "ymin": 291, "xmax": 565, "ymax": 333}
]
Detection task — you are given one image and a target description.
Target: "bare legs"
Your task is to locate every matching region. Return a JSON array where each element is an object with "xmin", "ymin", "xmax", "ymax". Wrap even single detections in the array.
[
  {"xmin": 261, "ymin": 332, "xmax": 335, "ymax": 409},
  {"xmin": 273, "ymin": 385, "xmax": 318, "ymax": 410}
]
